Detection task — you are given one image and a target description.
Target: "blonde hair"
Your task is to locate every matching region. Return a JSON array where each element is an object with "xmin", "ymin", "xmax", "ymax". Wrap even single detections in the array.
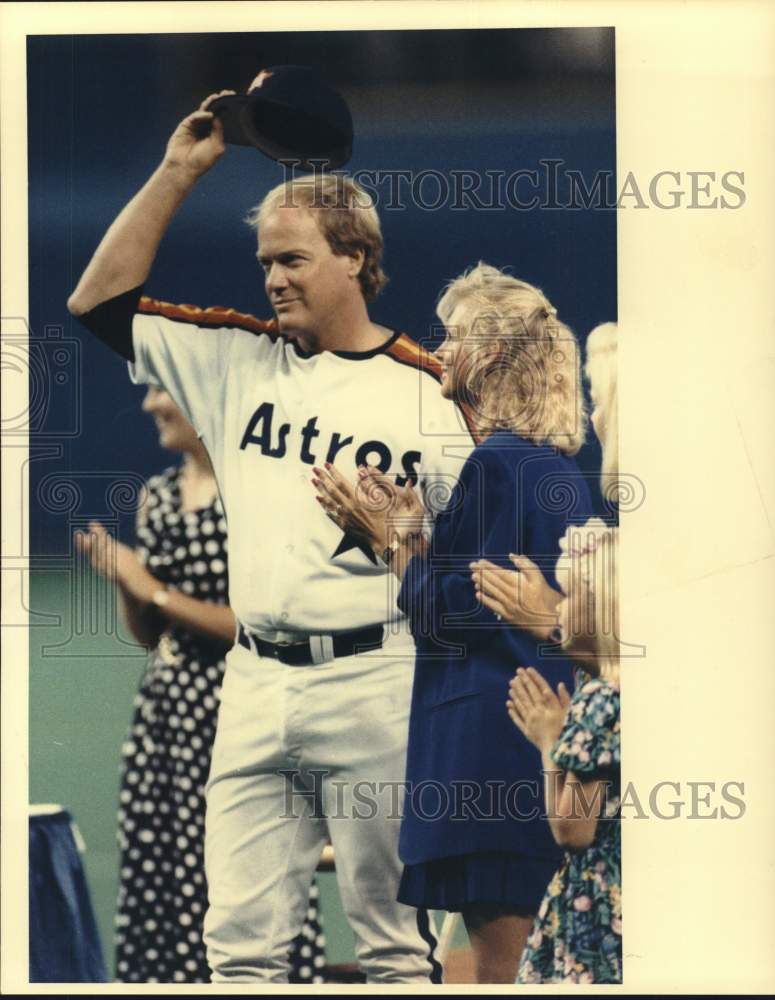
[
  {"xmin": 245, "ymin": 174, "xmax": 388, "ymax": 302},
  {"xmin": 589, "ymin": 525, "xmax": 620, "ymax": 685},
  {"xmin": 583, "ymin": 326, "xmax": 619, "ymax": 683},
  {"xmin": 558, "ymin": 520, "xmax": 620, "ymax": 684},
  {"xmin": 585, "ymin": 322, "xmax": 618, "ymax": 490},
  {"xmin": 436, "ymin": 263, "xmax": 586, "ymax": 455}
]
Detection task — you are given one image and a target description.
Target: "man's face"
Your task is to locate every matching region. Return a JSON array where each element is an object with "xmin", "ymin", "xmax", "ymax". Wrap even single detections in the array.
[{"xmin": 257, "ymin": 206, "xmax": 357, "ymax": 346}]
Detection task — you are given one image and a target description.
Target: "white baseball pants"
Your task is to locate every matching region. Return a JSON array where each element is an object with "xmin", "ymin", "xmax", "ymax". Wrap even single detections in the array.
[{"xmin": 203, "ymin": 629, "xmax": 441, "ymax": 983}]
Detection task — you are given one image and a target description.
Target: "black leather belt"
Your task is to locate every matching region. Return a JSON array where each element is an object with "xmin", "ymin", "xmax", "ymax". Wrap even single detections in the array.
[{"xmin": 238, "ymin": 623, "xmax": 384, "ymax": 666}]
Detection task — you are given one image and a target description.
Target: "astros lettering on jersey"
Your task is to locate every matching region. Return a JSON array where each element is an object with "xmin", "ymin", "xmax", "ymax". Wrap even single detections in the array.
[{"xmin": 130, "ymin": 296, "xmax": 476, "ymax": 636}]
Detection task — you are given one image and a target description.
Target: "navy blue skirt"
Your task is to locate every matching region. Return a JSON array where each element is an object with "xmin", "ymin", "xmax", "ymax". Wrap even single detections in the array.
[{"xmin": 397, "ymin": 851, "xmax": 558, "ymax": 914}]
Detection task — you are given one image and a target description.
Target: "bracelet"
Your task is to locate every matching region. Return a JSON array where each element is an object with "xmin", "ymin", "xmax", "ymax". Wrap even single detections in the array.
[
  {"xmin": 381, "ymin": 530, "xmax": 427, "ymax": 566},
  {"xmin": 381, "ymin": 538, "xmax": 402, "ymax": 566},
  {"xmin": 151, "ymin": 586, "xmax": 171, "ymax": 609}
]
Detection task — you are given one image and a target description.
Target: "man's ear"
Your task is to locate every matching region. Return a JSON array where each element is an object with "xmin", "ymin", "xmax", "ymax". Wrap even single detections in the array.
[{"xmin": 347, "ymin": 249, "xmax": 365, "ymax": 279}]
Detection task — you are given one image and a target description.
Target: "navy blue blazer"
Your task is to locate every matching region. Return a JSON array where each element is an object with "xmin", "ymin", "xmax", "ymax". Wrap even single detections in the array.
[{"xmin": 397, "ymin": 430, "xmax": 593, "ymax": 866}]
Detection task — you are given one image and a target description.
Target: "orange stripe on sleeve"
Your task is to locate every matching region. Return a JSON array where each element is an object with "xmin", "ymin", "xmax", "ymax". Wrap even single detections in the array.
[
  {"xmin": 386, "ymin": 333, "xmax": 443, "ymax": 380},
  {"xmin": 138, "ymin": 296, "xmax": 278, "ymax": 337}
]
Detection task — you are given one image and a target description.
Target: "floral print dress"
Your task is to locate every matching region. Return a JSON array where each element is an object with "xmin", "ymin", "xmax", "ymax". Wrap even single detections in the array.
[{"xmin": 517, "ymin": 678, "xmax": 621, "ymax": 984}]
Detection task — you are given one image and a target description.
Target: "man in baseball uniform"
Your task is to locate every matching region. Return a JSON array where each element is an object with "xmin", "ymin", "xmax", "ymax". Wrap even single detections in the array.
[{"xmin": 68, "ymin": 86, "xmax": 474, "ymax": 983}]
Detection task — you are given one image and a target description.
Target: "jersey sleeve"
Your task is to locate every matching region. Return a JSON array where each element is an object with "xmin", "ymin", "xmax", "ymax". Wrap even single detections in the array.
[
  {"xmin": 75, "ymin": 288, "xmax": 277, "ymax": 447},
  {"xmin": 551, "ymin": 679, "xmax": 621, "ymax": 780},
  {"xmin": 75, "ymin": 284, "xmax": 144, "ymax": 361},
  {"xmin": 128, "ymin": 300, "xmax": 241, "ymax": 444}
]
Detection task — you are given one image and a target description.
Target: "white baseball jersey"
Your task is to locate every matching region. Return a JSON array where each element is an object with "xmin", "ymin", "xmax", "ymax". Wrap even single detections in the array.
[{"xmin": 129, "ymin": 297, "xmax": 475, "ymax": 635}]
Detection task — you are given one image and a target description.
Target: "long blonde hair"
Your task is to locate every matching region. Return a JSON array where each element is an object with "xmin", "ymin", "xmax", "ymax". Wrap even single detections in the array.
[{"xmin": 436, "ymin": 263, "xmax": 586, "ymax": 454}]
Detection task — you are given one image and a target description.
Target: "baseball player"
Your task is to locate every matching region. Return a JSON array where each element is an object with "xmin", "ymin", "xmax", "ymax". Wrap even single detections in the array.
[{"xmin": 68, "ymin": 86, "xmax": 474, "ymax": 983}]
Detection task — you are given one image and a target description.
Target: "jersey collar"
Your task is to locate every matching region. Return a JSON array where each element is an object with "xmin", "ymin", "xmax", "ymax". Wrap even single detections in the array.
[
  {"xmin": 332, "ymin": 329, "xmax": 402, "ymax": 360},
  {"xmin": 289, "ymin": 328, "xmax": 402, "ymax": 361}
]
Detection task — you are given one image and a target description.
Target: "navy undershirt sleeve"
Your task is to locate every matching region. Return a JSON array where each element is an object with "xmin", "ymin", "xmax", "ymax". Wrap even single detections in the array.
[{"xmin": 74, "ymin": 284, "xmax": 145, "ymax": 362}]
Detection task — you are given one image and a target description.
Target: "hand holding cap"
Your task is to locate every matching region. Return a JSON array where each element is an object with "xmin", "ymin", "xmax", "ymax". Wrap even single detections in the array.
[{"xmin": 209, "ymin": 65, "xmax": 353, "ymax": 170}]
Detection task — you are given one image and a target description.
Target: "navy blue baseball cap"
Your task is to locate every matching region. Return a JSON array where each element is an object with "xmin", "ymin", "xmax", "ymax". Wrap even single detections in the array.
[{"xmin": 209, "ymin": 65, "xmax": 353, "ymax": 170}]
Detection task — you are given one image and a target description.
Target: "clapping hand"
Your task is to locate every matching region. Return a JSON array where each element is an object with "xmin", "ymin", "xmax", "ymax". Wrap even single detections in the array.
[
  {"xmin": 312, "ymin": 463, "xmax": 425, "ymax": 554},
  {"xmin": 74, "ymin": 521, "xmax": 157, "ymax": 603},
  {"xmin": 470, "ymin": 553, "xmax": 562, "ymax": 638},
  {"xmin": 507, "ymin": 667, "xmax": 571, "ymax": 753}
]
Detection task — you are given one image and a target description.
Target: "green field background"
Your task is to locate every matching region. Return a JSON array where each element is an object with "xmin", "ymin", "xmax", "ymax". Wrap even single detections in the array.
[{"xmin": 28, "ymin": 569, "xmax": 465, "ymax": 978}]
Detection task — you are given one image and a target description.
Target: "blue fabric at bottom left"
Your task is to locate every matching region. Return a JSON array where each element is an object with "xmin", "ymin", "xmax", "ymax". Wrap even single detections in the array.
[{"xmin": 29, "ymin": 810, "xmax": 107, "ymax": 983}]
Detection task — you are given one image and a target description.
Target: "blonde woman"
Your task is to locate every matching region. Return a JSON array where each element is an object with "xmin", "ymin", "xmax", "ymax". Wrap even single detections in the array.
[
  {"xmin": 313, "ymin": 264, "xmax": 594, "ymax": 982},
  {"xmin": 475, "ymin": 323, "xmax": 621, "ymax": 983}
]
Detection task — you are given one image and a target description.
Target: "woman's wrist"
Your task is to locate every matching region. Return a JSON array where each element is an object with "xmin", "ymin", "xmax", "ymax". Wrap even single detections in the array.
[
  {"xmin": 380, "ymin": 531, "xmax": 425, "ymax": 562},
  {"xmin": 529, "ymin": 588, "xmax": 564, "ymax": 641},
  {"xmin": 379, "ymin": 536, "xmax": 401, "ymax": 565},
  {"xmin": 401, "ymin": 530, "xmax": 427, "ymax": 557},
  {"xmin": 374, "ymin": 518, "xmax": 422, "ymax": 554},
  {"xmin": 378, "ymin": 530, "xmax": 427, "ymax": 571},
  {"xmin": 150, "ymin": 585, "xmax": 171, "ymax": 611},
  {"xmin": 532, "ymin": 619, "xmax": 562, "ymax": 642},
  {"xmin": 124, "ymin": 569, "xmax": 161, "ymax": 605}
]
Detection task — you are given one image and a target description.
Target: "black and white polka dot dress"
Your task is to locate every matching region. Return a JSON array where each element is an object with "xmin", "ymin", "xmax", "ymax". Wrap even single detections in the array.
[{"xmin": 115, "ymin": 465, "xmax": 326, "ymax": 984}]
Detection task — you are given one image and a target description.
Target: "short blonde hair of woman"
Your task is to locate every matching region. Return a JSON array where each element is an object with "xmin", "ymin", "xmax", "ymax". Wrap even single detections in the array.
[
  {"xmin": 245, "ymin": 174, "xmax": 388, "ymax": 303},
  {"xmin": 584, "ymin": 322, "xmax": 618, "ymax": 487},
  {"xmin": 584, "ymin": 523, "xmax": 620, "ymax": 684},
  {"xmin": 555, "ymin": 327, "xmax": 620, "ymax": 681},
  {"xmin": 436, "ymin": 262, "xmax": 586, "ymax": 455}
]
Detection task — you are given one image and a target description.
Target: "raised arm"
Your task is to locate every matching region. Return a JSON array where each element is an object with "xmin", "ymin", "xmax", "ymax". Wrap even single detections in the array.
[{"xmin": 67, "ymin": 90, "xmax": 234, "ymax": 319}]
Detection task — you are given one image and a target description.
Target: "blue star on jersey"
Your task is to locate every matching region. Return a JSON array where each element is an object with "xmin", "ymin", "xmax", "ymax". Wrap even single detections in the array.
[{"xmin": 332, "ymin": 530, "xmax": 379, "ymax": 565}]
